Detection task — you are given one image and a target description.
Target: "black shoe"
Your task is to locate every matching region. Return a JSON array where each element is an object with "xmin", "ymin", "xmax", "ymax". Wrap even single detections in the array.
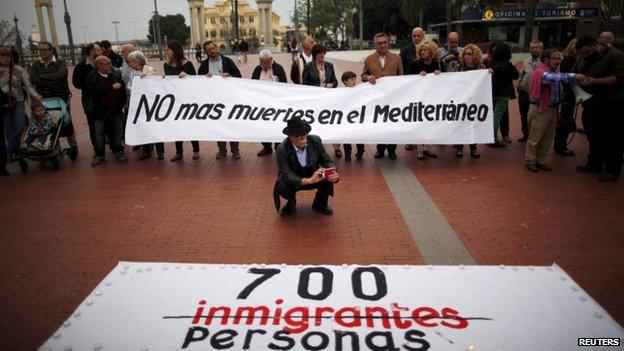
[
  {"xmin": 355, "ymin": 151, "xmax": 364, "ymax": 161},
  {"xmin": 312, "ymin": 205, "xmax": 333, "ymax": 215},
  {"xmin": 257, "ymin": 147, "xmax": 272, "ymax": 157},
  {"xmin": 455, "ymin": 150, "xmax": 463, "ymax": 158},
  {"xmin": 470, "ymin": 150, "xmax": 481, "ymax": 159},
  {"xmin": 555, "ymin": 149, "xmax": 575, "ymax": 157},
  {"xmin": 345, "ymin": 153, "xmax": 351, "ymax": 161},
  {"xmin": 525, "ymin": 163, "xmax": 539, "ymax": 172},
  {"xmin": 537, "ymin": 163, "xmax": 551, "ymax": 171},
  {"xmin": 334, "ymin": 149, "xmax": 342, "ymax": 158},
  {"xmin": 69, "ymin": 145, "xmax": 79, "ymax": 161},
  {"xmin": 388, "ymin": 152, "xmax": 397, "ymax": 160},
  {"xmin": 280, "ymin": 200, "xmax": 296, "ymax": 217},
  {"xmin": 405, "ymin": 144, "xmax": 414, "ymax": 150},
  {"xmin": 598, "ymin": 172, "xmax": 620, "ymax": 182},
  {"xmin": 374, "ymin": 151, "xmax": 384, "ymax": 159},
  {"xmin": 423, "ymin": 150, "xmax": 438, "ymax": 158},
  {"xmin": 576, "ymin": 164, "xmax": 602, "ymax": 173}
]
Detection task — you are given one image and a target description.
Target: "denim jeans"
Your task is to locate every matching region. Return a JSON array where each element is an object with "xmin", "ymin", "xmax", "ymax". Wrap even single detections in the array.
[
  {"xmin": 93, "ymin": 110, "xmax": 124, "ymax": 157},
  {"xmin": 4, "ymin": 101, "xmax": 26, "ymax": 154}
]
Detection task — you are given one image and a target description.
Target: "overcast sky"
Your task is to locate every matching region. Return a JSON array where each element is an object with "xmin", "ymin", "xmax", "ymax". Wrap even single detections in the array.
[{"xmin": 1, "ymin": 0, "xmax": 294, "ymax": 45}]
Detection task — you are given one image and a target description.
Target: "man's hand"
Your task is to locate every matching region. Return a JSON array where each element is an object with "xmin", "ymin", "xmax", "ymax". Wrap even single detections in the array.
[
  {"xmin": 366, "ymin": 75, "xmax": 376, "ymax": 85},
  {"xmin": 178, "ymin": 72, "xmax": 188, "ymax": 78},
  {"xmin": 325, "ymin": 83, "xmax": 334, "ymax": 88},
  {"xmin": 305, "ymin": 168, "xmax": 325, "ymax": 185},
  {"xmin": 327, "ymin": 171, "xmax": 340, "ymax": 183},
  {"xmin": 448, "ymin": 55, "xmax": 459, "ymax": 62},
  {"xmin": 579, "ymin": 76, "xmax": 595, "ymax": 86},
  {"xmin": 206, "ymin": 73, "xmax": 213, "ymax": 78},
  {"xmin": 222, "ymin": 72, "xmax": 231, "ymax": 78},
  {"xmin": 434, "ymin": 70, "xmax": 441, "ymax": 75},
  {"xmin": 419, "ymin": 71, "xmax": 427, "ymax": 76},
  {"xmin": 112, "ymin": 82, "xmax": 121, "ymax": 90},
  {"xmin": 574, "ymin": 74, "xmax": 586, "ymax": 82}
]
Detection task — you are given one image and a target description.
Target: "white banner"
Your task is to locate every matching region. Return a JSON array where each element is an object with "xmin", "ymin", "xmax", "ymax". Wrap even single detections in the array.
[
  {"xmin": 125, "ymin": 70, "xmax": 494, "ymax": 145},
  {"xmin": 40, "ymin": 262, "xmax": 623, "ymax": 351}
]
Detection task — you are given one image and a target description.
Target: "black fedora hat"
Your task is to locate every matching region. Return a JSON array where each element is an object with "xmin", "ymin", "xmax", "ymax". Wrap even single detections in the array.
[{"xmin": 282, "ymin": 117, "xmax": 312, "ymax": 136}]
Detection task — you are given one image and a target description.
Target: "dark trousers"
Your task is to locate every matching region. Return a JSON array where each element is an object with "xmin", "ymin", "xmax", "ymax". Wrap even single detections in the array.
[
  {"xmin": 82, "ymin": 96, "xmax": 97, "ymax": 153},
  {"xmin": 554, "ymin": 99, "xmax": 576, "ymax": 152},
  {"xmin": 518, "ymin": 90, "xmax": 530, "ymax": 136},
  {"xmin": 93, "ymin": 111, "xmax": 124, "ymax": 157},
  {"xmin": 175, "ymin": 141, "xmax": 199, "ymax": 155},
  {"xmin": 276, "ymin": 179, "xmax": 334, "ymax": 208},
  {"xmin": 344, "ymin": 144, "xmax": 365, "ymax": 155},
  {"xmin": 376, "ymin": 144, "xmax": 397, "ymax": 155},
  {"xmin": 217, "ymin": 141, "xmax": 239, "ymax": 152},
  {"xmin": 142, "ymin": 143, "xmax": 165, "ymax": 155},
  {"xmin": 500, "ymin": 104, "xmax": 510, "ymax": 137},
  {"xmin": 261, "ymin": 142, "xmax": 279, "ymax": 149},
  {"xmin": 454, "ymin": 144, "xmax": 477, "ymax": 151},
  {"xmin": 582, "ymin": 100, "xmax": 624, "ymax": 174},
  {"xmin": 0, "ymin": 108, "xmax": 7, "ymax": 169}
]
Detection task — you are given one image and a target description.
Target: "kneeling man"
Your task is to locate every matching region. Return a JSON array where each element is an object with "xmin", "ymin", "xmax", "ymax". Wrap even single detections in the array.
[{"xmin": 274, "ymin": 117, "xmax": 340, "ymax": 217}]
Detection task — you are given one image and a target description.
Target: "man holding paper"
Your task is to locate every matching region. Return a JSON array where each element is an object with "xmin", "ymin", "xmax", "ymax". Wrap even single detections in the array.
[{"xmin": 274, "ymin": 117, "xmax": 340, "ymax": 217}]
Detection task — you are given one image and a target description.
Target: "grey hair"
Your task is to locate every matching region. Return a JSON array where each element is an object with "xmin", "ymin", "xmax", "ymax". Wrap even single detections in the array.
[
  {"xmin": 373, "ymin": 33, "xmax": 387, "ymax": 42},
  {"xmin": 259, "ymin": 49, "xmax": 272, "ymax": 60},
  {"xmin": 127, "ymin": 50, "xmax": 147, "ymax": 66}
]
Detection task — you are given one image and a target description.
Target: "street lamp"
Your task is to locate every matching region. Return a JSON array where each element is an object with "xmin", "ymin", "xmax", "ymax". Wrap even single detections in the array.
[
  {"xmin": 12, "ymin": 13, "xmax": 22, "ymax": 57},
  {"xmin": 111, "ymin": 20, "xmax": 120, "ymax": 43},
  {"xmin": 130, "ymin": 20, "xmax": 138, "ymax": 42},
  {"xmin": 62, "ymin": 0, "xmax": 76, "ymax": 65},
  {"xmin": 306, "ymin": 0, "xmax": 311, "ymax": 36},
  {"xmin": 153, "ymin": 0, "xmax": 164, "ymax": 60},
  {"xmin": 79, "ymin": 25, "xmax": 88, "ymax": 44}
]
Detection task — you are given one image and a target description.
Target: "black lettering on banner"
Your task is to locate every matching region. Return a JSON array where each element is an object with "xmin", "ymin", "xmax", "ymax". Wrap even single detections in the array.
[
  {"xmin": 374, "ymin": 105, "xmax": 389, "ymax": 123},
  {"xmin": 298, "ymin": 267, "xmax": 333, "ymax": 300},
  {"xmin": 133, "ymin": 94, "xmax": 157, "ymax": 124},
  {"xmin": 467, "ymin": 104, "xmax": 478, "ymax": 121},
  {"xmin": 263, "ymin": 108, "xmax": 277, "ymax": 121},
  {"xmin": 304, "ymin": 110, "xmax": 316, "ymax": 124},
  {"xmin": 477, "ymin": 104, "xmax": 489, "ymax": 122},
  {"xmin": 424, "ymin": 105, "xmax": 435, "ymax": 121},
  {"xmin": 210, "ymin": 329, "xmax": 238, "ymax": 349},
  {"xmin": 237, "ymin": 268, "xmax": 281, "ymax": 299},
  {"xmin": 346, "ymin": 109, "xmax": 359, "ymax": 124},
  {"xmin": 318, "ymin": 110, "xmax": 332, "ymax": 124},
  {"xmin": 388, "ymin": 107, "xmax": 401, "ymax": 122},
  {"xmin": 292, "ymin": 110, "xmax": 304, "ymax": 119},
  {"xmin": 302, "ymin": 331, "xmax": 330, "ymax": 350},
  {"xmin": 365, "ymin": 331, "xmax": 400, "ymax": 351},
  {"xmin": 335, "ymin": 330, "xmax": 360, "ymax": 351},
  {"xmin": 352, "ymin": 267, "xmax": 388, "ymax": 301},
  {"xmin": 268, "ymin": 330, "xmax": 296, "ymax": 350},
  {"xmin": 210, "ymin": 103, "xmax": 225, "ymax": 120},
  {"xmin": 243, "ymin": 329, "xmax": 267, "ymax": 349},
  {"xmin": 177, "ymin": 103, "xmax": 200, "ymax": 120},
  {"xmin": 155, "ymin": 94, "xmax": 174, "ymax": 122},
  {"xmin": 457, "ymin": 103, "xmax": 468, "ymax": 120},
  {"xmin": 403, "ymin": 330, "xmax": 431, "ymax": 351},
  {"xmin": 229, "ymin": 104, "xmax": 252, "ymax": 120},
  {"xmin": 181, "ymin": 327, "xmax": 209, "ymax": 348}
]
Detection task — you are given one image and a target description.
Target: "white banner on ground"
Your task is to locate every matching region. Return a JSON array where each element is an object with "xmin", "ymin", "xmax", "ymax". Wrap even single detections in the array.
[
  {"xmin": 40, "ymin": 262, "xmax": 623, "ymax": 351},
  {"xmin": 125, "ymin": 70, "xmax": 494, "ymax": 145}
]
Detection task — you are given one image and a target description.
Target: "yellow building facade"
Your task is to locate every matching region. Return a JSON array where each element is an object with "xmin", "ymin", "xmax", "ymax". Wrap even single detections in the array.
[{"xmin": 201, "ymin": 0, "xmax": 282, "ymax": 50}]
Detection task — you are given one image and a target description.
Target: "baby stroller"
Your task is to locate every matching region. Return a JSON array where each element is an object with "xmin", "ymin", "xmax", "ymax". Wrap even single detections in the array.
[{"xmin": 16, "ymin": 97, "xmax": 71, "ymax": 172}]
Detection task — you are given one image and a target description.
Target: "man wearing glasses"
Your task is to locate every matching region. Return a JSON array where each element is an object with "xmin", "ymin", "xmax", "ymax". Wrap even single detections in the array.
[
  {"xmin": 29, "ymin": 41, "xmax": 78, "ymax": 160},
  {"xmin": 274, "ymin": 117, "xmax": 340, "ymax": 217}
]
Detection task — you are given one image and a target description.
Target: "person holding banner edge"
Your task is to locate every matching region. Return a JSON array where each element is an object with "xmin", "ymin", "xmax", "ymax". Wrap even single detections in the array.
[
  {"xmin": 165, "ymin": 40, "xmax": 200, "ymax": 162},
  {"xmin": 274, "ymin": 117, "xmax": 339, "ymax": 217},
  {"xmin": 252, "ymin": 49, "xmax": 287, "ymax": 157},
  {"xmin": 198, "ymin": 40, "xmax": 243, "ymax": 159}
]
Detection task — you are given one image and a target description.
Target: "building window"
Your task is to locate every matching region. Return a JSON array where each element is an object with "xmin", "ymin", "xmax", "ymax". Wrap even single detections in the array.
[
  {"xmin": 210, "ymin": 17, "xmax": 216, "ymax": 24},
  {"xmin": 240, "ymin": 29, "xmax": 246, "ymax": 36},
  {"xmin": 220, "ymin": 29, "xmax": 227, "ymax": 36},
  {"xmin": 249, "ymin": 29, "xmax": 256, "ymax": 36},
  {"xmin": 240, "ymin": 16, "xmax": 244, "ymax": 23},
  {"xmin": 220, "ymin": 17, "xmax": 226, "ymax": 24},
  {"xmin": 210, "ymin": 30, "xmax": 217, "ymax": 38},
  {"xmin": 249, "ymin": 16, "xmax": 254, "ymax": 23}
]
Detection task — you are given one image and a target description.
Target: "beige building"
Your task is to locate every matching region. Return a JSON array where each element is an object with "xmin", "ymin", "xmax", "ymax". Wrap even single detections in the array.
[{"xmin": 199, "ymin": 0, "xmax": 282, "ymax": 50}]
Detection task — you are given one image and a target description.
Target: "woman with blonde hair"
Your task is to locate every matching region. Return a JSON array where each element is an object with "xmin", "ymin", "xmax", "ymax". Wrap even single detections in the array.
[
  {"xmin": 453, "ymin": 43, "xmax": 485, "ymax": 158},
  {"xmin": 408, "ymin": 40, "xmax": 443, "ymax": 159},
  {"xmin": 0, "ymin": 46, "xmax": 41, "ymax": 160}
]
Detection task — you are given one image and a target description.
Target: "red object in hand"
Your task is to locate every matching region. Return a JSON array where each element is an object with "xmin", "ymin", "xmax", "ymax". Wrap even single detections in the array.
[{"xmin": 323, "ymin": 167, "xmax": 336, "ymax": 179}]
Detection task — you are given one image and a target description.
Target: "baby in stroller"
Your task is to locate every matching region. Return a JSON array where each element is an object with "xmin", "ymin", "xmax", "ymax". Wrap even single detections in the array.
[{"xmin": 22, "ymin": 100, "xmax": 55, "ymax": 151}]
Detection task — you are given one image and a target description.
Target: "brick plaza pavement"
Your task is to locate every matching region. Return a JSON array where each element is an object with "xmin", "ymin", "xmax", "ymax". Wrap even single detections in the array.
[{"xmin": 0, "ymin": 53, "xmax": 622, "ymax": 350}]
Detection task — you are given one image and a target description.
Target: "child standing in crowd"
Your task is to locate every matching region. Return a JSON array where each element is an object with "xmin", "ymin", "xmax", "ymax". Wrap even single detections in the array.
[
  {"xmin": 23, "ymin": 101, "xmax": 54, "ymax": 151},
  {"xmin": 341, "ymin": 71, "xmax": 365, "ymax": 161}
]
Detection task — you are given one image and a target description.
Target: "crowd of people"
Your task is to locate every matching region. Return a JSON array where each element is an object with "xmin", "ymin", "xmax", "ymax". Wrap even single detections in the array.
[{"xmin": 1, "ymin": 28, "xmax": 623, "ymax": 216}]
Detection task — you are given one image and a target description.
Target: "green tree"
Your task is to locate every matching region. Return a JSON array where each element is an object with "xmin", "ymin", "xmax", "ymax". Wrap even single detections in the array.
[
  {"xmin": 293, "ymin": 0, "xmax": 357, "ymax": 41},
  {"xmin": 401, "ymin": 0, "xmax": 428, "ymax": 28},
  {"xmin": 147, "ymin": 14, "xmax": 190, "ymax": 45}
]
